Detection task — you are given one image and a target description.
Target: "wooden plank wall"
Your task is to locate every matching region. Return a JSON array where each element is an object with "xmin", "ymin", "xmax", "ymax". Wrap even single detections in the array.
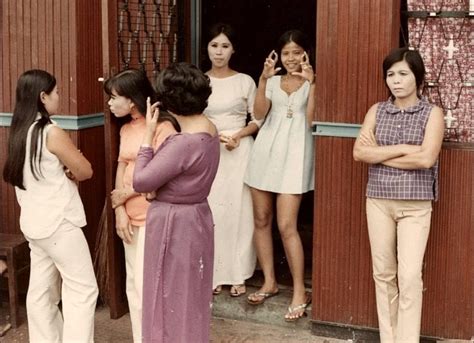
[
  {"xmin": 313, "ymin": 0, "xmax": 473, "ymax": 339},
  {"xmin": 313, "ymin": 0, "xmax": 400, "ymax": 327},
  {"xmin": 422, "ymin": 146, "xmax": 474, "ymax": 338},
  {"xmin": 314, "ymin": 0, "xmax": 399, "ymax": 124},
  {"xmin": 0, "ymin": 1, "xmax": 105, "ymax": 252}
]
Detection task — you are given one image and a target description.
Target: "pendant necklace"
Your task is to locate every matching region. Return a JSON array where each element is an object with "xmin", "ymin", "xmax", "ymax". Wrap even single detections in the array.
[
  {"xmin": 287, "ymin": 96, "xmax": 294, "ymax": 119},
  {"xmin": 282, "ymin": 75, "xmax": 303, "ymax": 119}
]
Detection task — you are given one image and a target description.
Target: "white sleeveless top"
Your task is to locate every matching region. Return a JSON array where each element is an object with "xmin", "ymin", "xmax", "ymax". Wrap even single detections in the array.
[{"xmin": 15, "ymin": 120, "xmax": 87, "ymax": 239}]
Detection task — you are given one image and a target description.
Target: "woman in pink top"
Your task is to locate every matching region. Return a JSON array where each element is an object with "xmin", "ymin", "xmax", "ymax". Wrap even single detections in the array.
[{"xmin": 104, "ymin": 69, "xmax": 179, "ymax": 343}]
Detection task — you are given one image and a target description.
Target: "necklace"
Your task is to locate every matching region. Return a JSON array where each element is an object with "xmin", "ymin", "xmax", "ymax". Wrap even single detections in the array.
[
  {"xmin": 287, "ymin": 96, "xmax": 294, "ymax": 119},
  {"xmin": 281, "ymin": 75, "xmax": 304, "ymax": 119}
]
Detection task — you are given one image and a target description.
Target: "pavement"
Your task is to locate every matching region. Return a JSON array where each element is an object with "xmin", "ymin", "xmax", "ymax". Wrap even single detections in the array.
[
  {"xmin": 0, "ymin": 280, "xmax": 469, "ymax": 342},
  {"xmin": 0, "ymin": 280, "xmax": 346, "ymax": 343},
  {"xmin": 0, "ymin": 301, "xmax": 344, "ymax": 343}
]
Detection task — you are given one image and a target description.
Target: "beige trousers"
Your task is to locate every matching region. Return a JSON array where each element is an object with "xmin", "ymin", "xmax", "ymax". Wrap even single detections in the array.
[
  {"xmin": 123, "ymin": 225, "xmax": 145, "ymax": 343},
  {"xmin": 26, "ymin": 222, "xmax": 98, "ymax": 343},
  {"xmin": 366, "ymin": 198, "xmax": 432, "ymax": 343}
]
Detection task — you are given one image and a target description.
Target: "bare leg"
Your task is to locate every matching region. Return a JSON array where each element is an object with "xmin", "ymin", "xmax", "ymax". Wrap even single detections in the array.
[
  {"xmin": 248, "ymin": 188, "xmax": 278, "ymax": 301},
  {"xmin": 276, "ymin": 194, "xmax": 307, "ymax": 317}
]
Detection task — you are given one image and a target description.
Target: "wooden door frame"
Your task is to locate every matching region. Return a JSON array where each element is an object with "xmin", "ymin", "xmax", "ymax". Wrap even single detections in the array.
[
  {"xmin": 100, "ymin": 0, "xmax": 194, "ymax": 319},
  {"xmin": 101, "ymin": 0, "xmax": 128, "ymax": 319}
]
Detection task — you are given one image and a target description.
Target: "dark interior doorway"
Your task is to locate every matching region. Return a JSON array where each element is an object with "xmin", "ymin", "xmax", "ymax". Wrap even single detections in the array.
[
  {"xmin": 201, "ymin": 0, "xmax": 316, "ymax": 289},
  {"xmin": 200, "ymin": 0, "xmax": 316, "ymax": 81}
]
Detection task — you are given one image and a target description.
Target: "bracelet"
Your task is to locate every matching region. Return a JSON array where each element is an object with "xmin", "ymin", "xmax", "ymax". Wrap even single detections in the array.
[{"xmin": 140, "ymin": 143, "xmax": 151, "ymax": 148}]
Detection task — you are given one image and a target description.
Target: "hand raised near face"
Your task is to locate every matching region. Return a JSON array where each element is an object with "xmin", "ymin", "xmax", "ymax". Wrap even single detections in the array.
[
  {"xmin": 261, "ymin": 50, "xmax": 282, "ymax": 80},
  {"xmin": 146, "ymin": 97, "xmax": 161, "ymax": 135},
  {"xmin": 291, "ymin": 52, "xmax": 315, "ymax": 84}
]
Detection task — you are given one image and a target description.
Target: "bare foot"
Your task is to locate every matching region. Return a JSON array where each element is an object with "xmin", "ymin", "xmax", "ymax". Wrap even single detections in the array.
[
  {"xmin": 285, "ymin": 293, "xmax": 312, "ymax": 322},
  {"xmin": 247, "ymin": 282, "xmax": 279, "ymax": 305}
]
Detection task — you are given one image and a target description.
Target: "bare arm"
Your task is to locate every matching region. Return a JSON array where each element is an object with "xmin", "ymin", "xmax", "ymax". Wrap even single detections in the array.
[
  {"xmin": 47, "ymin": 125, "xmax": 93, "ymax": 181},
  {"xmin": 254, "ymin": 50, "xmax": 281, "ymax": 120},
  {"xmin": 382, "ymin": 106, "xmax": 444, "ymax": 169},
  {"xmin": 353, "ymin": 104, "xmax": 419, "ymax": 164},
  {"xmin": 110, "ymin": 162, "xmax": 139, "ymax": 209},
  {"xmin": 306, "ymin": 82, "xmax": 316, "ymax": 127},
  {"xmin": 291, "ymin": 52, "xmax": 316, "ymax": 126},
  {"xmin": 254, "ymin": 77, "xmax": 271, "ymax": 120},
  {"xmin": 113, "ymin": 161, "xmax": 134, "ymax": 243},
  {"xmin": 221, "ymin": 122, "xmax": 259, "ymax": 151},
  {"xmin": 232, "ymin": 122, "xmax": 259, "ymax": 139}
]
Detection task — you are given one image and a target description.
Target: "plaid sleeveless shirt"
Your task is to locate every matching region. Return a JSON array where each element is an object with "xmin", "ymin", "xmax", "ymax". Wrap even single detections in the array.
[{"xmin": 366, "ymin": 97, "xmax": 439, "ymax": 200}]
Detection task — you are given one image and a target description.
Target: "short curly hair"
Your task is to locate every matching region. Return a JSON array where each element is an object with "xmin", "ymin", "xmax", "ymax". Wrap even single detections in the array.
[{"xmin": 155, "ymin": 62, "xmax": 212, "ymax": 116}]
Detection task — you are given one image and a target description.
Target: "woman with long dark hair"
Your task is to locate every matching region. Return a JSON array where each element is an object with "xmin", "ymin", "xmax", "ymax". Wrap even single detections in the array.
[{"xmin": 3, "ymin": 69, "xmax": 98, "ymax": 342}]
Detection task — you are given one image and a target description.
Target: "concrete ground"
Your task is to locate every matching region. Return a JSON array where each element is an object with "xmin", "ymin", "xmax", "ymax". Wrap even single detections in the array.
[
  {"xmin": 0, "ymin": 302, "xmax": 344, "ymax": 343},
  {"xmin": 0, "ymin": 282, "xmax": 469, "ymax": 342}
]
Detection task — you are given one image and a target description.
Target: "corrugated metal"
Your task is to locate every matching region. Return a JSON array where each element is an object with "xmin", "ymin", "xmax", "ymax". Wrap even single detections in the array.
[
  {"xmin": 422, "ymin": 146, "xmax": 474, "ymax": 338},
  {"xmin": 312, "ymin": 0, "xmax": 401, "ymax": 327},
  {"xmin": 313, "ymin": 138, "xmax": 474, "ymax": 339},
  {"xmin": 314, "ymin": 0, "xmax": 399, "ymax": 124},
  {"xmin": 313, "ymin": 137, "xmax": 377, "ymax": 327}
]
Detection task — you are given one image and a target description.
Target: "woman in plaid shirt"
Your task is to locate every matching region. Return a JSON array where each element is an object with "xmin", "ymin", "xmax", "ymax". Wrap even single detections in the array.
[{"xmin": 353, "ymin": 47, "xmax": 444, "ymax": 343}]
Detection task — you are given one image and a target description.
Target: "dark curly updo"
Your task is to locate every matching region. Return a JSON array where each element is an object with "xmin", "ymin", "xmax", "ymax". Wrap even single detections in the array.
[{"xmin": 155, "ymin": 62, "xmax": 212, "ymax": 116}]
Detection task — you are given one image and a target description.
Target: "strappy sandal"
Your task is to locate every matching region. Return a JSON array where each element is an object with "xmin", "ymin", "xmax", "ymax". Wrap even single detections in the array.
[
  {"xmin": 247, "ymin": 289, "xmax": 279, "ymax": 305},
  {"xmin": 230, "ymin": 284, "xmax": 246, "ymax": 297},
  {"xmin": 213, "ymin": 285, "xmax": 222, "ymax": 295},
  {"xmin": 284, "ymin": 293, "xmax": 312, "ymax": 322}
]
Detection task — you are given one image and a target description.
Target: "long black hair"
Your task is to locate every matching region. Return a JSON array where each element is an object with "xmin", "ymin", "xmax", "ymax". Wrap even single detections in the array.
[
  {"xmin": 3, "ymin": 69, "xmax": 55, "ymax": 189},
  {"xmin": 104, "ymin": 69, "xmax": 180, "ymax": 131}
]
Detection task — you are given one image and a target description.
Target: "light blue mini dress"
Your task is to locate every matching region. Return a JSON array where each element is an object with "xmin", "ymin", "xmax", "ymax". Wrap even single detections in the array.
[{"xmin": 244, "ymin": 75, "xmax": 314, "ymax": 194}]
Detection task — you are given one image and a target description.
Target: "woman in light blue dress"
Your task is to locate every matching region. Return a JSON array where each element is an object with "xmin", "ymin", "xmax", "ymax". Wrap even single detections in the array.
[{"xmin": 244, "ymin": 30, "xmax": 315, "ymax": 321}]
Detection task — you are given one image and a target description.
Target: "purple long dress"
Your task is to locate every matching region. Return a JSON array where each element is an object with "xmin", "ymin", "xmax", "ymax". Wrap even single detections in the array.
[{"xmin": 133, "ymin": 132, "xmax": 220, "ymax": 343}]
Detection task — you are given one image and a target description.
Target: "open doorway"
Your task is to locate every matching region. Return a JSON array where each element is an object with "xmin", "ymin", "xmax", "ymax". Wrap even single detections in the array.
[
  {"xmin": 201, "ymin": 0, "xmax": 316, "ymax": 81},
  {"xmin": 201, "ymin": 0, "xmax": 316, "ymax": 289}
]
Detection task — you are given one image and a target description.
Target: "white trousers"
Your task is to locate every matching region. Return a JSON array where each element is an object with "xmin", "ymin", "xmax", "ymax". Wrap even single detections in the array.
[
  {"xmin": 25, "ymin": 222, "xmax": 98, "ymax": 343},
  {"xmin": 123, "ymin": 225, "xmax": 145, "ymax": 343},
  {"xmin": 366, "ymin": 198, "xmax": 432, "ymax": 343}
]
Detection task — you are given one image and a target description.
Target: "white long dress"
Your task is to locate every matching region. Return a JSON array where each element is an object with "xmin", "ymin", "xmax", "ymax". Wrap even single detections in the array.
[
  {"xmin": 245, "ymin": 75, "xmax": 314, "ymax": 194},
  {"xmin": 204, "ymin": 73, "xmax": 259, "ymax": 288}
]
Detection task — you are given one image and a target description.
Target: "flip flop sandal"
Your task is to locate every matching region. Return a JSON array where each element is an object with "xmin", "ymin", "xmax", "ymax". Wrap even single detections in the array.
[
  {"xmin": 247, "ymin": 290, "xmax": 279, "ymax": 305},
  {"xmin": 284, "ymin": 293, "xmax": 312, "ymax": 322},
  {"xmin": 230, "ymin": 284, "xmax": 246, "ymax": 297},
  {"xmin": 213, "ymin": 285, "xmax": 222, "ymax": 295}
]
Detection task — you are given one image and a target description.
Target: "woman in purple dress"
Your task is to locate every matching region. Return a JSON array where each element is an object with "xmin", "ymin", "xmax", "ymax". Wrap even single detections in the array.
[{"xmin": 133, "ymin": 62, "xmax": 219, "ymax": 343}]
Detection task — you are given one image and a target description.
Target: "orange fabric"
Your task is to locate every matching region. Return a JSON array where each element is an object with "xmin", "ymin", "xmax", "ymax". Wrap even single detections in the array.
[{"xmin": 118, "ymin": 118, "xmax": 176, "ymax": 226}]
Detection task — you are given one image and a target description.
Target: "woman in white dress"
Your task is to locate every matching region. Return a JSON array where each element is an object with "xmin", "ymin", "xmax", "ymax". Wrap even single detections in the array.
[
  {"xmin": 244, "ymin": 30, "xmax": 315, "ymax": 321},
  {"xmin": 203, "ymin": 23, "xmax": 261, "ymax": 297}
]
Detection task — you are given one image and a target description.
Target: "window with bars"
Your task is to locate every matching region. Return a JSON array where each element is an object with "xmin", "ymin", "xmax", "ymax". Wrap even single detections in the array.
[{"xmin": 117, "ymin": 0, "xmax": 180, "ymax": 78}]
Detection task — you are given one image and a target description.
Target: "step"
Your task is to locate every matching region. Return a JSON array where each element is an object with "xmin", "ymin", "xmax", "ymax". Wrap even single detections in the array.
[{"xmin": 212, "ymin": 284, "xmax": 313, "ymax": 332}]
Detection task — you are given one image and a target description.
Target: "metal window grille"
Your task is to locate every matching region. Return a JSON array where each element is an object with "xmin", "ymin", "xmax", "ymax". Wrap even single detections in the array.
[{"xmin": 118, "ymin": 0, "xmax": 180, "ymax": 78}]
